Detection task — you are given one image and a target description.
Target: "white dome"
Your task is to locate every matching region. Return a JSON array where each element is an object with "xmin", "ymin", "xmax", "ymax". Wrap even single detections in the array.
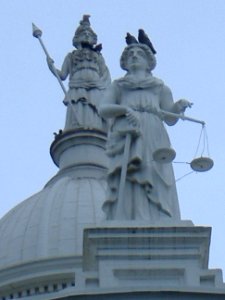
[
  {"xmin": 0, "ymin": 171, "xmax": 106, "ymax": 270},
  {"xmin": 0, "ymin": 129, "xmax": 108, "ymax": 298}
]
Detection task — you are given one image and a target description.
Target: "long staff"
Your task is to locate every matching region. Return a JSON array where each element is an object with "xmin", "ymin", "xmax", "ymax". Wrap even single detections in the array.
[
  {"xmin": 32, "ymin": 23, "xmax": 67, "ymax": 95},
  {"xmin": 32, "ymin": 23, "xmax": 79, "ymax": 125}
]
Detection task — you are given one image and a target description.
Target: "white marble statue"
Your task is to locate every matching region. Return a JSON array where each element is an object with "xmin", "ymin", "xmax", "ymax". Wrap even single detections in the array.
[
  {"xmin": 47, "ymin": 15, "xmax": 111, "ymax": 130},
  {"xmin": 99, "ymin": 35, "xmax": 192, "ymax": 221}
]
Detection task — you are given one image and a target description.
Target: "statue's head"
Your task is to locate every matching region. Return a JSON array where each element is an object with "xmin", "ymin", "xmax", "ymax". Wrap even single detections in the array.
[
  {"xmin": 73, "ymin": 15, "xmax": 97, "ymax": 48},
  {"xmin": 120, "ymin": 44, "xmax": 156, "ymax": 72}
]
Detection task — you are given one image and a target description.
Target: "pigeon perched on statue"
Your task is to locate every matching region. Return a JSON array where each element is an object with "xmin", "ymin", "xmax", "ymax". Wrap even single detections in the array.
[
  {"xmin": 80, "ymin": 42, "xmax": 102, "ymax": 53},
  {"xmin": 93, "ymin": 43, "xmax": 102, "ymax": 52},
  {"xmin": 125, "ymin": 32, "xmax": 138, "ymax": 45},
  {"xmin": 138, "ymin": 29, "xmax": 157, "ymax": 54}
]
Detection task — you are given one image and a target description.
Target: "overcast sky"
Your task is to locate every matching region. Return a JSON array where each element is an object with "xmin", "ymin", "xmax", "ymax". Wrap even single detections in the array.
[{"xmin": 0, "ymin": 0, "xmax": 225, "ymax": 278}]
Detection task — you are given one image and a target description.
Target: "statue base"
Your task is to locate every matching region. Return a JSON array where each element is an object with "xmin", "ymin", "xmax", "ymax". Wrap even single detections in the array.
[
  {"xmin": 80, "ymin": 225, "xmax": 224, "ymax": 289},
  {"xmin": 49, "ymin": 225, "xmax": 225, "ymax": 299}
]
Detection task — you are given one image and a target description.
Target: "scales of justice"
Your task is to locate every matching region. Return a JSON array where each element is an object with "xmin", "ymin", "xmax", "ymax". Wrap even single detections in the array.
[{"xmin": 26, "ymin": 15, "xmax": 225, "ymax": 296}]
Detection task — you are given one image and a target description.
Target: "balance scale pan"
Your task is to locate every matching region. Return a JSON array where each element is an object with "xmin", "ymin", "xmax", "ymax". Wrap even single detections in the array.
[
  {"xmin": 190, "ymin": 157, "xmax": 214, "ymax": 172},
  {"xmin": 153, "ymin": 148, "xmax": 176, "ymax": 164}
]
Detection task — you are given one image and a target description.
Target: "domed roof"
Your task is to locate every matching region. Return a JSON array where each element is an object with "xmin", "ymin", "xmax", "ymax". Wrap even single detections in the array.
[
  {"xmin": 0, "ymin": 170, "xmax": 106, "ymax": 270},
  {"xmin": 0, "ymin": 128, "xmax": 108, "ymax": 300}
]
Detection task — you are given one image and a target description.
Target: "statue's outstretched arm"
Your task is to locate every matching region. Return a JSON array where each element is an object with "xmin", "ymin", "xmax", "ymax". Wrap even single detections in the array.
[
  {"xmin": 160, "ymin": 85, "xmax": 192, "ymax": 126},
  {"xmin": 47, "ymin": 53, "xmax": 70, "ymax": 81}
]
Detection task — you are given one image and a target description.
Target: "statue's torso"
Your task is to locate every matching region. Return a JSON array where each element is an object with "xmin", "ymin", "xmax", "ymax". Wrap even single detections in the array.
[
  {"xmin": 69, "ymin": 49, "xmax": 101, "ymax": 83},
  {"xmin": 119, "ymin": 88, "xmax": 161, "ymax": 113}
]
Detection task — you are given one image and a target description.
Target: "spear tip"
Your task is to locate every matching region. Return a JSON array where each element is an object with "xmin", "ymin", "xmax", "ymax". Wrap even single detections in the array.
[{"xmin": 32, "ymin": 23, "xmax": 42, "ymax": 38}]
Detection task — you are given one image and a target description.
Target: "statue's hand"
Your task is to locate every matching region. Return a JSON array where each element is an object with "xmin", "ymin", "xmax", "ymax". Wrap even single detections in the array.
[
  {"xmin": 46, "ymin": 56, "xmax": 55, "ymax": 73},
  {"xmin": 47, "ymin": 56, "xmax": 54, "ymax": 66},
  {"xmin": 126, "ymin": 108, "xmax": 140, "ymax": 127},
  {"xmin": 63, "ymin": 99, "xmax": 69, "ymax": 106},
  {"xmin": 176, "ymin": 99, "xmax": 193, "ymax": 113}
]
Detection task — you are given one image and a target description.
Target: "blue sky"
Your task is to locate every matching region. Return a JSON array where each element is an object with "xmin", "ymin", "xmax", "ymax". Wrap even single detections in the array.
[{"xmin": 0, "ymin": 0, "xmax": 225, "ymax": 277}]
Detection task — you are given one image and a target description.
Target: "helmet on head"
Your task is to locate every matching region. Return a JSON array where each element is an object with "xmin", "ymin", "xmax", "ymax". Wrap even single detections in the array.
[{"xmin": 72, "ymin": 15, "xmax": 97, "ymax": 48}]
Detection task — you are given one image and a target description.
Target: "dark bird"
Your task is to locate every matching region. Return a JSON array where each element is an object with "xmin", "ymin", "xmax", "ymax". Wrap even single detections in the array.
[
  {"xmin": 80, "ymin": 42, "xmax": 102, "ymax": 53},
  {"xmin": 125, "ymin": 32, "xmax": 138, "ymax": 45},
  {"xmin": 138, "ymin": 29, "xmax": 157, "ymax": 54},
  {"xmin": 53, "ymin": 129, "xmax": 63, "ymax": 138},
  {"xmin": 93, "ymin": 43, "xmax": 102, "ymax": 52}
]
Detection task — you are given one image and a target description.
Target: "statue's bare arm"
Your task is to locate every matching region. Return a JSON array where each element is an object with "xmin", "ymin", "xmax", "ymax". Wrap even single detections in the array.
[
  {"xmin": 47, "ymin": 53, "xmax": 71, "ymax": 81},
  {"xmin": 160, "ymin": 85, "xmax": 192, "ymax": 126}
]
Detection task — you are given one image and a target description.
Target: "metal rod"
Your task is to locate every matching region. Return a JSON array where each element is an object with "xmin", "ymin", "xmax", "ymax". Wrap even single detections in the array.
[{"xmin": 161, "ymin": 110, "xmax": 205, "ymax": 126}]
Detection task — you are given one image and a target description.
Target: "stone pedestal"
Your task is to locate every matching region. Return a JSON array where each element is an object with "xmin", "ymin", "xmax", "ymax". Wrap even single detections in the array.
[
  {"xmin": 76, "ymin": 225, "xmax": 224, "ymax": 291},
  {"xmin": 30, "ymin": 225, "xmax": 225, "ymax": 300}
]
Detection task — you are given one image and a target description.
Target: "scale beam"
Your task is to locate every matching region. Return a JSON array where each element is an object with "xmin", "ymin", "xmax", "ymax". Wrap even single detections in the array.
[{"xmin": 161, "ymin": 110, "xmax": 205, "ymax": 126}]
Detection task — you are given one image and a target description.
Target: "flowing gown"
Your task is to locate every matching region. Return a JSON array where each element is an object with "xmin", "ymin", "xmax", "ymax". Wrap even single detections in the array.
[
  {"xmin": 102, "ymin": 75, "xmax": 181, "ymax": 221},
  {"xmin": 62, "ymin": 48, "xmax": 111, "ymax": 130}
]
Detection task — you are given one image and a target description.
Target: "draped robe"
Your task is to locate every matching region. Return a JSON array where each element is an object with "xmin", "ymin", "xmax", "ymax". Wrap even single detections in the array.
[{"xmin": 103, "ymin": 75, "xmax": 180, "ymax": 221}]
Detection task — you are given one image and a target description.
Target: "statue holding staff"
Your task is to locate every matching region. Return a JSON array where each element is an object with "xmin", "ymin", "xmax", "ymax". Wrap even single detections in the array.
[
  {"xmin": 99, "ymin": 31, "xmax": 192, "ymax": 221},
  {"xmin": 46, "ymin": 15, "xmax": 111, "ymax": 130}
]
